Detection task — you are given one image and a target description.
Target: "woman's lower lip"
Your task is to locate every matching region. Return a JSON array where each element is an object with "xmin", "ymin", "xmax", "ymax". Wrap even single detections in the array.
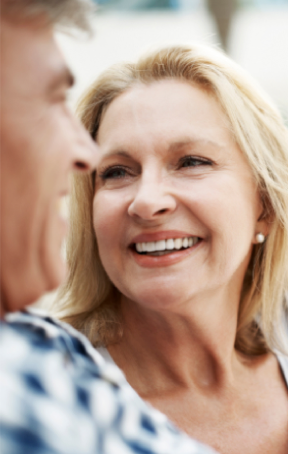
[{"xmin": 130, "ymin": 242, "xmax": 201, "ymax": 268}]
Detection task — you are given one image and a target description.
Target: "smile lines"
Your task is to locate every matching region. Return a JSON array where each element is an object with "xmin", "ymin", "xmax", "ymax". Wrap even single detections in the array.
[{"xmin": 135, "ymin": 236, "xmax": 199, "ymax": 255}]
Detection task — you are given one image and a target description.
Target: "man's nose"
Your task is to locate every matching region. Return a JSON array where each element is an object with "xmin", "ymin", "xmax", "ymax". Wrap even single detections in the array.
[
  {"xmin": 71, "ymin": 116, "xmax": 98, "ymax": 173},
  {"xmin": 128, "ymin": 175, "xmax": 177, "ymax": 221}
]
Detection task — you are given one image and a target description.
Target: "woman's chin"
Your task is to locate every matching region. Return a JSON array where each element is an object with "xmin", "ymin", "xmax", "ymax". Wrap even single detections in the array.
[{"xmin": 123, "ymin": 284, "xmax": 192, "ymax": 313}]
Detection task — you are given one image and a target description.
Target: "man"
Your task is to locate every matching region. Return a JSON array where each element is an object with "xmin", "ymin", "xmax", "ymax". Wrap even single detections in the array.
[{"xmin": 0, "ymin": 1, "xmax": 216, "ymax": 453}]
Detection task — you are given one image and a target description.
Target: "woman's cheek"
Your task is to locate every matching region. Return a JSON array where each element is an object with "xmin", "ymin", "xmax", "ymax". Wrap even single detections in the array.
[{"xmin": 93, "ymin": 193, "xmax": 121, "ymax": 249}]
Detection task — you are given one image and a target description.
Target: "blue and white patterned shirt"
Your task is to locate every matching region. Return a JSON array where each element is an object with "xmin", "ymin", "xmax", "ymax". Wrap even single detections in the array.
[{"xmin": 0, "ymin": 309, "xmax": 217, "ymax": 454}]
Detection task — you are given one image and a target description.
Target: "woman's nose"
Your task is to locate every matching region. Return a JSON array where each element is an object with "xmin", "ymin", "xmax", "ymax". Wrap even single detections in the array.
[{"xmin": 128, "ymin": 177, "xmax": 177, "ymax": 221}]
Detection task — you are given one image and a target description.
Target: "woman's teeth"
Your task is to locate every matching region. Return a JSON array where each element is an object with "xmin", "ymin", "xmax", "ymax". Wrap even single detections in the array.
[{"xmin": 135, "ymin": 237, "xmax": 199, "ymax": 255}]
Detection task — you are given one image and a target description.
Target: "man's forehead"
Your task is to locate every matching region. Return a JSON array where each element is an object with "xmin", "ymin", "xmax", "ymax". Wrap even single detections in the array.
[
  {"xmin": 24, "ymin": 28, "xmax": 73, "ymax": 91},
  {"xmin": 1, "ymin": 18, "xmax": 74, "ymax": 94}
]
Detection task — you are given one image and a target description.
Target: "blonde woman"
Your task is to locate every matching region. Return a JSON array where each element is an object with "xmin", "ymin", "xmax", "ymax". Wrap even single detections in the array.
[{"xmin": 55, "ymin": 45, "xmax": 288, "ymax": 454}]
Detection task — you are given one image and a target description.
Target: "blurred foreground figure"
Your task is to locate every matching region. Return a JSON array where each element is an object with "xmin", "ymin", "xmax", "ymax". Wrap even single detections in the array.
[{"xmin": 0, "ymin": 1, "xmax": 217, "ymax": 453}]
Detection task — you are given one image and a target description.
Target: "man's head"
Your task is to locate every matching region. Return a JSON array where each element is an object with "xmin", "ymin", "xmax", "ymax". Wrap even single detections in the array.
[{"xmin": 0, "ymin": 0, "xmax": 97, "ymax": 314}]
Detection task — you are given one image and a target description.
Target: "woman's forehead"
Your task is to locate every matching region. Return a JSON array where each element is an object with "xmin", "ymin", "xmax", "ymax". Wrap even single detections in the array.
[{"xmin": 98, "ymin": 79, "xmax": 231, "ymax": 146}]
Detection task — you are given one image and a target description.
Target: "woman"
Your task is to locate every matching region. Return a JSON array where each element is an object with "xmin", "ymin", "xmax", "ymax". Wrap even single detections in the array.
[{"xmin": 55, "ymin": 45, "xmax": 288, "ymax": 453}]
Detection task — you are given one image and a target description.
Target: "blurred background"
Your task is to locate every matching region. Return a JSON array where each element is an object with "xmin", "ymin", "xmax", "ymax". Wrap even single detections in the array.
[
  {"xmin": 40, "ymin": 0, "xmax": 288, "ymax": 309},
  {"xmin": 56, "ymin": 0, "xmax": 288, "ymax": 123}
]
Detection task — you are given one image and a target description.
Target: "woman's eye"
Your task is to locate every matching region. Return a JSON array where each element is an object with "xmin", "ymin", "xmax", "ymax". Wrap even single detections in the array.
[
  {"xmin": 179, "ymin": 155, "xmax": 212, "ymax": 168},
  {"xmin": 100, "ymin": 166, "xmax": 129, "ymax": 180}
]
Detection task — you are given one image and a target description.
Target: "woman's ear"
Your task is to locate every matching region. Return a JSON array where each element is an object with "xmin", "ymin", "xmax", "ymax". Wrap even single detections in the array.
[{"xmin": 252, "ymin": 196, "xmax": 274, "ymax": 245}]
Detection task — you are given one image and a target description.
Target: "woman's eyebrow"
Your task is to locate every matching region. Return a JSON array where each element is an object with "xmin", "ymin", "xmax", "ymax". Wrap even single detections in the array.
[{"xmin": 98, "ymin": 140, "xmax": 223, "ymax": 160}]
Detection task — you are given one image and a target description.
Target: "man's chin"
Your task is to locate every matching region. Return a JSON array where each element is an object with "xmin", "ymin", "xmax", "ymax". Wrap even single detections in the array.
[{"xmin": 2, "ymin": 278, "xmax": 53, "ymax": 314}]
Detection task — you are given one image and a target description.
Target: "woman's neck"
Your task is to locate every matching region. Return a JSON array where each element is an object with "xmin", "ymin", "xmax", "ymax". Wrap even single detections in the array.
[{"xmin": 108, "ymin": 287, "xmax": 246, "ymax": 398}]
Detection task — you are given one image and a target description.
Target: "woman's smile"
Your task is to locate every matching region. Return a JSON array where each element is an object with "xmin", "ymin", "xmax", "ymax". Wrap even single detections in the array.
[
  {"xmin": 134, "ymin": 236, "xmax": 200, "ymax": 255},
  {"xmin": 129, "ymin": 230, "xmax": 202, "ymax": 267}
]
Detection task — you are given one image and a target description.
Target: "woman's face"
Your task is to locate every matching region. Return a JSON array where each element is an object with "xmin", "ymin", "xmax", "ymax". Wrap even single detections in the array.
[{"xmin": 93, "ymin": 80, "xmax": 267, "ymax": 312}]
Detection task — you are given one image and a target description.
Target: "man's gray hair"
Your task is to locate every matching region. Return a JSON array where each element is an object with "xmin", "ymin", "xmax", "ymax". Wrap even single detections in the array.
[{"xmin": 1, "ymin": 0, "xmax": 96, "ymax": 32}]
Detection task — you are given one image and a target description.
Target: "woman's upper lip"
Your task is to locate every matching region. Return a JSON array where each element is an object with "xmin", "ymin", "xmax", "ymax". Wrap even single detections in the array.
[{"xmin": 131, "ymin": 230, "xmax": 199, "ymax": 244}]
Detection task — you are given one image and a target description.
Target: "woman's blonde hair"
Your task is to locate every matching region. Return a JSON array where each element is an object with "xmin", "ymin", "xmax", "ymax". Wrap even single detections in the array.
[{"xmin": 55, "ymin": 44, "xmax": 288, "ymax": 355}]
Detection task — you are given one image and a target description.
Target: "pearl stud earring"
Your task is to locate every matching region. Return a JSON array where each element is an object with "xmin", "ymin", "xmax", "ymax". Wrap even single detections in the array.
[{"xmin": 256, "ymin": 233, "xmax": 265, "ymax": 244}]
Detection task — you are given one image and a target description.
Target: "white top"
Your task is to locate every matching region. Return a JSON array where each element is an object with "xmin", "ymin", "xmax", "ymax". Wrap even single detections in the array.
[{"xmin": 96, "ymin": 347, "xmax": 288, "ymax": 388}]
